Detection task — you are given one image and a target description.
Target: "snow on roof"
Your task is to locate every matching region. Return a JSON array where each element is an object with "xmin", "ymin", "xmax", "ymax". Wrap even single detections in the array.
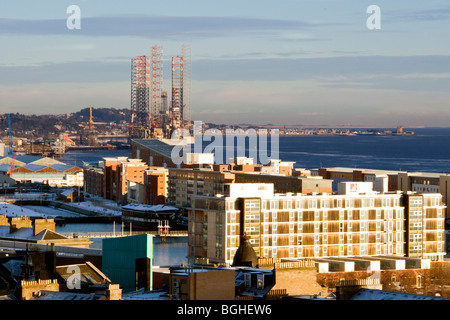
[
  {"xmin": 0, "ymin": 225, "xmax": 67, "ymax": 241},
  {"xmin": 122, "ymin": 203, "xmax": 179, "ymax": 212},
  {"xmin": 122, "ymin": 288, "xmax": 169, "ymax": 300},
  {"xmin": 29, "ymin": 291, "xmax": 95, "ymax": 300},
  {"xmin": 61, "ymin": 189, "xmax": 76, "ymax": 197},
  {"xmin": 0, "ymin": 202, "xmax": 48, "ymax": 218},
  {"xmin": 351, "ymin": 288, "xmax": 449, "ymax": 300}
]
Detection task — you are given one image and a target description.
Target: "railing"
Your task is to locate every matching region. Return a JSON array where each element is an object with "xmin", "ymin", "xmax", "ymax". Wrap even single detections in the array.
[
  {"xmin": 0, "ymin": 194, "xmax": 57, "ymax": 201},
  {"xmin": 60, "ymin": 230, "xmax": 188, "ymax": 239}
]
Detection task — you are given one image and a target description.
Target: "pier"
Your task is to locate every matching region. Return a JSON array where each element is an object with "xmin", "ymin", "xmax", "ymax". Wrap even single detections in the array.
[{"xmin": 60, "ymin": 230, "xmax": 188, "ymax": 239}]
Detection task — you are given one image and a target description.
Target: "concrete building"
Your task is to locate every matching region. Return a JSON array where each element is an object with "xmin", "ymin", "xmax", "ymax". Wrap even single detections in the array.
[
  {"xmin": 188, "ymin": 182, "xmax": 446, "ymax": 267},
  {"xmin": 315, "ymin": 167, "xmax": 401, "ymax": 193},
  {"xmin": 169, "ymin": 267, "xmax": 236, "ymax": 300},
  {"xmin": 316, "ymin": 167, "xmax": 450, "ymax": 219},
  {"xmin": 168, "ymin": 168, "xmax": 332, "ymax": 208},
  {"xmin": 102, "ymin": 234, "xmax": 153, "ymax": 293}
]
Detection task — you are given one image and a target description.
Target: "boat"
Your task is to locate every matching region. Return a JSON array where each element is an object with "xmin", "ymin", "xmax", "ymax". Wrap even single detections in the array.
[{"xmin": 121, "ymin": 203, "xmax": 187, "ymax": 231}]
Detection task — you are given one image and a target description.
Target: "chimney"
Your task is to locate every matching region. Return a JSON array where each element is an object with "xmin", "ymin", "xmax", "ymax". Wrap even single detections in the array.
[
  {"xmin": 106, "ymin": 284, "xmax": 122, "ymax": 300},
  {"xmin": 10, "ymin": 216, "xmax": 32, "ymax": 233},
  {"xmin": 33, "ymin": 219, "xmax": 56, "ymax": 236},
  {"xmin": 0, "ymin": 214, "xmax": 9, "ymax": 226}
]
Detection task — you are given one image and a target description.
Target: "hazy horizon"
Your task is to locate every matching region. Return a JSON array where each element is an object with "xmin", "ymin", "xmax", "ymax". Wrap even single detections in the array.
[{"xmin": 0, "ymin": 1, "xmax": 449, "ymax": 127}]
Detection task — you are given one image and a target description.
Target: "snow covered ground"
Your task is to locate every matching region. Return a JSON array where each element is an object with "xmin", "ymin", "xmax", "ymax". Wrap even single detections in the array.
[
  {"xmin": 64, "ymin": 200, "xmax": 122, "ymax": 217},
  {"xmin": 0, "ymin": 199, "xmax": 121, "ymax": 219},
  {"xmin": 0, "ymin": 202, "xmax": 71, "ymax": 218}
]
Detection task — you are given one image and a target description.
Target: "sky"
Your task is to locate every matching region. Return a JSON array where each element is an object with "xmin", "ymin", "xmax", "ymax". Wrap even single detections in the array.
[{"xmin": 0, "ymin": 0, "xmax": 449, "ymax": 127}]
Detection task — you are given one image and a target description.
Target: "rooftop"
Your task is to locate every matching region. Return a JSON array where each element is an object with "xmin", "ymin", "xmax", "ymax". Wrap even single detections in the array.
[
  {"xmin": 133, "ymin": 139, "xmax": 178, "ymax": 159},
  {"xmin": 350, "ymin": 288, "xmax": 448, "ymax": 300}
]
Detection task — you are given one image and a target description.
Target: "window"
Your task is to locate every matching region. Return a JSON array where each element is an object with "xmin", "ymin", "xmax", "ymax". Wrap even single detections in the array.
[
  {"xmin": 290, "ymin": 211, "xmax": 296, "ymax": 221},
  {"xmin": 270, "ymin": 200, "xmax": 278, "ymax": 210},
  {"xmin": 289, "ymin": 223, "xmax": 295, "ymax": 232},
  {"xmin": 321, "ymin": 199, "xmax": 329, "ymax": 209},
  {"xmin": 315, "ymin": 210, "xmax": 320, "ymax": 220},
  {"xmin": 286, "ymin": 200, "xmax": 292, "ymax": 209}
]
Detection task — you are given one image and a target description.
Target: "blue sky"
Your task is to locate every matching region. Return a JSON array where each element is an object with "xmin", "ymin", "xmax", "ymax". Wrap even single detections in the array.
[{"xmin": 0, "ymin": 0, "xmax": 449, "ymax": 126}]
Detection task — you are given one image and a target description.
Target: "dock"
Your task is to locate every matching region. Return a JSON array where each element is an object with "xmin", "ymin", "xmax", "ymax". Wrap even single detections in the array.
[{"xmin": 60, "ymin": 230, "xmax": 188, "ymax": 239}]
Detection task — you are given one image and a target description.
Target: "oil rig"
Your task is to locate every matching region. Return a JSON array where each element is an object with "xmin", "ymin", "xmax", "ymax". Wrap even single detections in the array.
[{"xmin": 129, "ymin": 44, "xmax": 192, "ymax": 139}]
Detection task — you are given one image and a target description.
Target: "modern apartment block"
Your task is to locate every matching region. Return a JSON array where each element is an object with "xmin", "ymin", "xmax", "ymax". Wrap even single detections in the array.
[
  {"xmin": 187, "ymin": 182, "xmax": 446, "ymax": 267},
  {"xmin": 316, "ymin": 168, "xmax": 450, "ymax": 219},
  {"xmin": 168, "ymin": 168, "xmax": 235, "ymax": 207},
  {"xmin": 168, "ymin": 168, "xmax": 332, "ymax": 208}
]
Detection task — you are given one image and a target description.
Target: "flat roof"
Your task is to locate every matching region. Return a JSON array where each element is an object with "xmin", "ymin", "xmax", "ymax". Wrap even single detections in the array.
[{"xmin": 133, "ymin": 139, "xmax": 180, "ymax": 158}]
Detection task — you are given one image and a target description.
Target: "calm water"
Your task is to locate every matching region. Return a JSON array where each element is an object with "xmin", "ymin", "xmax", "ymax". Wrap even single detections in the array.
[
  {"xmin": 60, "ymin": 127, "xmax": 450, "ymax": 173},
  {"xmin": 53, "ymin": 127, "xmax": 450, "ymax": 265},
  {"xmin": 53, "ymin": 223, "xmax": 188, "ymax": 266},
  {"xmin": 277, "ymin": 127, "xmax": 450, "ymax": 173}
]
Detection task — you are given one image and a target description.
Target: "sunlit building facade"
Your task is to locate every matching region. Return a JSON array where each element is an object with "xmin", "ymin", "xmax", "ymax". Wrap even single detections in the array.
[{"xmin": 188, "ymin": 182, "xmax": 446, "ymax": 266}]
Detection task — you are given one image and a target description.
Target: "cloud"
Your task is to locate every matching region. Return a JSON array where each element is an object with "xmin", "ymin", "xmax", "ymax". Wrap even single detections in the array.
[
  {"xmin": 388, "ymin": 7, "xmax": 450, "ymax": 22},
  {"xmin": 0, "ymin": 15, "xmax": 312, "ymax": 39},
  {"xmin": 1, "ymin": 55, "xmax": 450, "ymax": 92}
]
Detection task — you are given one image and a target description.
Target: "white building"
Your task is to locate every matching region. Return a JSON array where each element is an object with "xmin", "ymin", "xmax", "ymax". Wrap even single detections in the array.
[{"xmin": 188, "ymin": 182, "xmax": 446, "ymax": 266}]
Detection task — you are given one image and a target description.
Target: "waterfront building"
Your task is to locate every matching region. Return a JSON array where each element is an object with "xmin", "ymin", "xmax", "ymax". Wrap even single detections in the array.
[
  {"xmin": 121, "ymin": 203, "xmax": 182, "ymax": 230},
  {"xmin": 127, "ymin": 167, "xmax": 168, "ymax": 205},
  {"xmin": 0, "ymin": 155, "xmax": 83, "ymax": 187},
  {"xmin": 168, "ymin": 167, "xmax": 332, "ymax": 208},
  {"xmin": 84, "ymin": 157, "xmax": 148, "ymax": 202},
  {"xmin": 316, "ymin": 167, "xmax": 450, "ymax": 219},
  {"xmin": 187, "ymin": 182, "xmax": 446, "ymax": 266}
]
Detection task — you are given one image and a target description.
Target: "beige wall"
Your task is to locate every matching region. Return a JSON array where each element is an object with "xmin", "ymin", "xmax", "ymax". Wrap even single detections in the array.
[{"xmin": 189, "ymin": 270, "xmax": 236, "ymax": 300}]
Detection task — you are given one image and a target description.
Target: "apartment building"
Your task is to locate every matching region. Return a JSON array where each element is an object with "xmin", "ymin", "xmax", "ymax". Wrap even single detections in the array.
[
  {"xmin": 168, "ymin": 168, "xmax": 332, "ymax": 208},
  {"xmin": 127, "ymin": 167, "xmax": 168, "ymax": 205},
  {"xmin": 168, "ymin": 168, "xmax": 235, "ymax": 207},
  {"xmin": 187, "ymin": 182, "xmax": 446, "ymax": 267},
  {"xmin": 84, "ymin": 157, "xmax": 148, "ymax": 202},
  {"xmin": 316, "ymin": 167, "xmax": 450, "ymax": 219}
]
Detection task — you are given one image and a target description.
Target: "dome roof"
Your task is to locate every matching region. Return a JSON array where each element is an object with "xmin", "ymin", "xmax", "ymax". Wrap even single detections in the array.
[{"xmin": 232, "ymin": 234, "xmax": 258, "ymax": 268}]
